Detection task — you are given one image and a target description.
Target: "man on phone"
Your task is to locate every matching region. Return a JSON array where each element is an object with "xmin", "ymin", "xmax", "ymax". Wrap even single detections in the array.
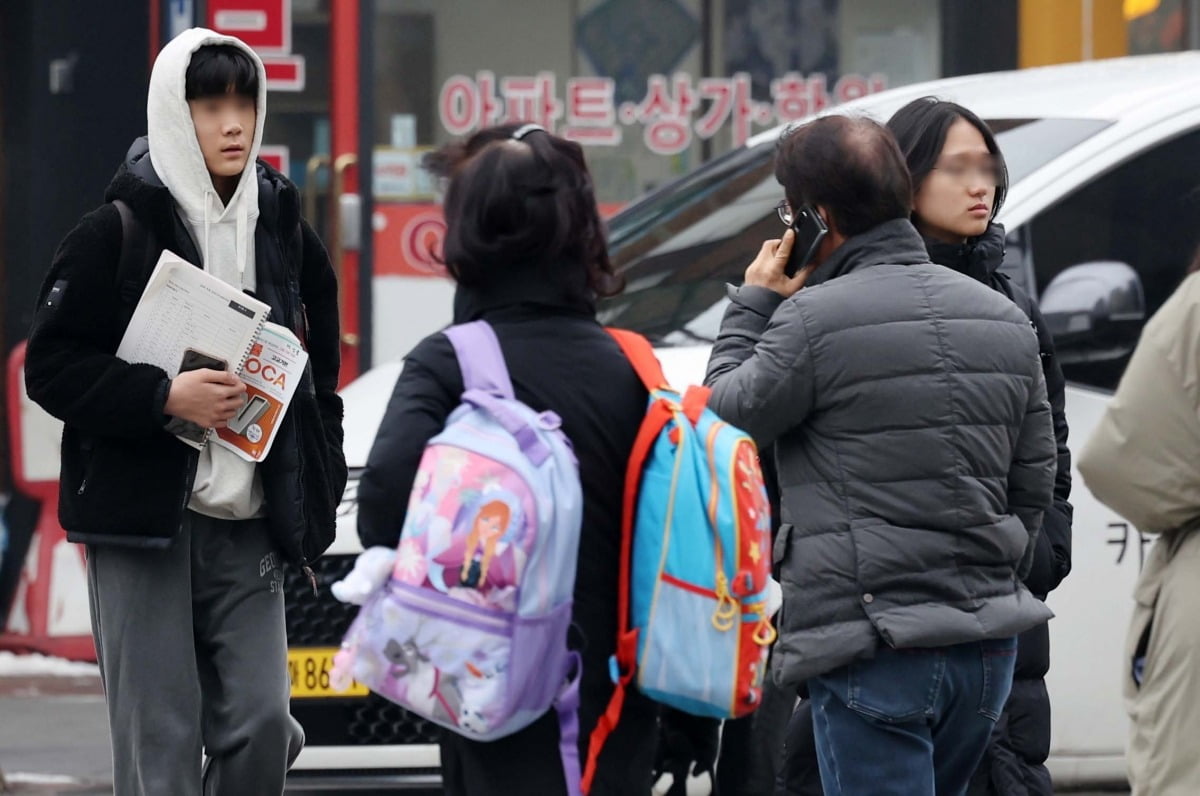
[{"xmin": 702, "ymin": 115, "xmax": 1057, "ymax": 795}]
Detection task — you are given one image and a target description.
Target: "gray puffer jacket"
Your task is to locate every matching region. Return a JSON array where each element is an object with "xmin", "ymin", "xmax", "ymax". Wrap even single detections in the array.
[{"xmin": 705, "ymin": 219, "xmax": 1056, "ymax": 688}]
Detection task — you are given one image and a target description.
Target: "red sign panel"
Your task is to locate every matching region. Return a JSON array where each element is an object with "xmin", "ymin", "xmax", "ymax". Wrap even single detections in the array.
[
  {"xmin": 262, "ymin": 55, "xmax": 305, "ymax": 91},
  {"xmin": 258, "ymin": 145, "xmax": 289, "ymax": 175},
  {"xmin": 374, "ymin": 204, "xmax": 448, "ymax": 278},
  {"xmin": 373, "ymin": 202, "xmax": 626, "ymax": 278},
  {"xmin": 208, "ymin": 0, "xmax": 291, "ymax": 55}
]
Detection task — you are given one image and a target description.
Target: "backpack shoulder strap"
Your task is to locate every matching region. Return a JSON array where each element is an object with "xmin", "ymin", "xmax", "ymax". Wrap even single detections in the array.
[
  {"xmin": 111, "ymin": 199, "xmax": 155, "ymax": 308},
  {"xmin": 606, "ymin": 328, "xmax": 669, "ymax": 391},
  {"xmin": 608, "ymin": 327, "xmax": 708, "ymax": 422},
  {"xmin": 444, "ymin": 321, "xmax": 515, "ymax": 398},
  {"xmin": 583, "ymin": 333, "xmax": 682, "ymax": 793}
]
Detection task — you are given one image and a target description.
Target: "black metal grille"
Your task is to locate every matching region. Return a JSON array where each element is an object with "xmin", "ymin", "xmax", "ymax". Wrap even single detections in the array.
[
  {"xmin": 291, "ymin": 694, "xmax": 442, "ymax": 747},
  {"xmin": 284, "ymin": 555, "xmax": 441, "ymax": 746},
  {"xmin": 348, "ymin": 695, "xmax": 441, "ymax": 745},
  {"xmin": 284, "ymin": 555, "xmax": 359, "ymax": 645}
]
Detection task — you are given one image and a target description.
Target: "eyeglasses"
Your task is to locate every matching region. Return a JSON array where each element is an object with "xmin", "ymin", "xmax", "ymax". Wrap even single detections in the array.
[
  {"xmin": 931, "ymin": 160, "xmax": 1002, "ymax": 187},
  {"xmin": 775, "ymin": 200, "xmax": 793, "ymax": 226}
]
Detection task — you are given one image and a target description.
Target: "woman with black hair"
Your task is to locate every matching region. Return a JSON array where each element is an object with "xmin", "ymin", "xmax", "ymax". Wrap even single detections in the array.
[
  {"xmin": 888, "ymin": 96, "xmax": 1073, "ymax": 796},
  {"xmin": 356, "ymin": 123, "xmax": 660, "ymax": 795}
]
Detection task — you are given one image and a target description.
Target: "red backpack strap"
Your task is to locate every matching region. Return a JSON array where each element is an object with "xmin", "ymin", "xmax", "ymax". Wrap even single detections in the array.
[
  {"xmin": 607, "ymin": 328, "xmax": 669, "ymax": 392},
  {"xmin": 582, "ymin": 398, "xmax": 672, "ymax": 791},
  {"xmin": 681, "ymin": 384, "xmax": 711, "ymax": 426},
  {"xmin": 608, "ymin": 328, "xmax": 710, "ymax": 424},
  {"xmin": 583, "ymin": 332, "xmax": 679, "ymax": 792}
]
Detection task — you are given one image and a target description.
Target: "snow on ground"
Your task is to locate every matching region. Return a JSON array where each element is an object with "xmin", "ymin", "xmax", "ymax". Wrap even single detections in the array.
[
  {"xmin": 0, "ymin": 651, "xmax": 98, "ymax": 677},
  {"xmin": 1, "ymin": 772, "xmax": 84, "ymax": 785}
]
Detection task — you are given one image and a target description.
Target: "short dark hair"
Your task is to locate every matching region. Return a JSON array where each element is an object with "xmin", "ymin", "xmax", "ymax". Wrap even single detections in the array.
[
  {"xmin": 185, "ymin": 45, "xmax": 258, "ymax": 101},
  {"xmin": 886, "ymin": 97, "xmax": 1009, "ymax": 219},
  {"xmin": 423, "ymin": 123, "xmax": 623, "ymax": 297},
  {"xmin": 774, "ymin": 115, "xmax": 912, "ymax": 238}
]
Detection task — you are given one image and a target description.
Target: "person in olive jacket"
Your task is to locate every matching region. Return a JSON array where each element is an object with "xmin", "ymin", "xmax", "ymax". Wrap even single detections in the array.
[
  {"xmin": 704, "ymin": 115, "xmax": 1056, "ymax": 796},
  {"xmin": 24, "ymin": 30, "xmax": 345, "ymax": 795}
]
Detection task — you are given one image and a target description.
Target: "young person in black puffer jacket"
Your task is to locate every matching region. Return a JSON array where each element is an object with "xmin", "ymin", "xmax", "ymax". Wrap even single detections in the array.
[{"xmin": 891, "ymin": 99, "xmax": 1073, "ymax": 796}]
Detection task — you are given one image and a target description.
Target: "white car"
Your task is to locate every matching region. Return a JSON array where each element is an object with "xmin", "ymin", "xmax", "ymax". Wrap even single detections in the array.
[{"xmin": 290, "ymin": 52, "xmax": 1200, "ymax": 789}]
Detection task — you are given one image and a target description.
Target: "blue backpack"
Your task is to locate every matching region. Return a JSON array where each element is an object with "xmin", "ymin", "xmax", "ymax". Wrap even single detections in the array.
[
  {"xmin": 337, "ymin": 321, "xmax": 586, "ymax": 793},
  {"xmin": 582, "ymin": 329, "xmax": 776, "ymax": 792}
]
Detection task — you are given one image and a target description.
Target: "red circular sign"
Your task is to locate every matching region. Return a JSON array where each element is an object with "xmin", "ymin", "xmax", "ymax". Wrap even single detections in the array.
[{"xmin": 400, "ymin": 212, "xmax": 448, "ymax": 277}]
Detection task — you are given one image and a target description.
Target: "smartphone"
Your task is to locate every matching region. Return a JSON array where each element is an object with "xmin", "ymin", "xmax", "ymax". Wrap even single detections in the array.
[
  {"xmin": 228, "ymin": 394, "xmax": 271, "ymax": 436},
  {"xmin": 783, "ymin": 205, "xmax": 829, "ymax": 279},
  {"xmin": 164, "ymin": 349, "xmax": 229, "ymax": 442},
  {"xmin": 179, "ymin": 348, "xmax": 227, "ymax": 374}
]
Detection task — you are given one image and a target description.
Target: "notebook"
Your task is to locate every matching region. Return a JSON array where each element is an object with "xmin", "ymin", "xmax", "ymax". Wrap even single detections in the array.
[{"xmin": 116, "ymin": 249, "xmax": 270, "ymax": 451}]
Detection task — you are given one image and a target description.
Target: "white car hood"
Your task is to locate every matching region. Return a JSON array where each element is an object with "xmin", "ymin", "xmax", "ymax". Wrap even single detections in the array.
[{"xmin": 338, "ymin": 344, "xmax": 712, "ymax": 469}]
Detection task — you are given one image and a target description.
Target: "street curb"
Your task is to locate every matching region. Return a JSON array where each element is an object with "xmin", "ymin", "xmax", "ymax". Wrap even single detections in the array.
[
  {"xmin": 0, "ymin": 676, "xmax": 101, "ymax": 698},
  {"xmin": 0, "ymin": 773, "xmax": 111, "ymax": 794}
]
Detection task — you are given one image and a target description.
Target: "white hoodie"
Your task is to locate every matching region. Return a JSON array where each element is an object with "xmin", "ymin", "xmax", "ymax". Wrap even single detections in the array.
[{"xmin": 148, "ymin": 28, "xmax": 268, "ymax": 520}]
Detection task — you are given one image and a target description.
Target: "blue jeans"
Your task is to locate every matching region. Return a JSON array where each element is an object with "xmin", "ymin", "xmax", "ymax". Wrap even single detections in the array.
[{"xmin": 806, "ymin": 637, "xmax": 1018, "ymax": 796}]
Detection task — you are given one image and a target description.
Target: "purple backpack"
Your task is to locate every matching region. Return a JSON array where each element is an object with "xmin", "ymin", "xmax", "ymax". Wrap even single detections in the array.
[{"xmin": 337, "ymin": 321, "xmax": 586, "ymax": 793}]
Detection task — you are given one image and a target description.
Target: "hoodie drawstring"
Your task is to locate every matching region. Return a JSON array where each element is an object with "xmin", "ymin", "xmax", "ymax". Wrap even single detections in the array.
[
  {"xmin": 236, "ymin": 199, "xmax": 248, "ymax": 285},
  {"xmin": 203, "ymin": 189, "xmax": 213, "ymax": 272}
]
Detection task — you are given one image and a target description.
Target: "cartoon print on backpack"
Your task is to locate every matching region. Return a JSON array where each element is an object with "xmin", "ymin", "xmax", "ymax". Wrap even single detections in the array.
[
  {"xmin": 393, "ymin": 537, "xmax": 430, "ymax": 586},
  {"xmin": 457, "ymin": 498, "xmax": 514, "ymax": 588},
  {"xmin": 345, "ymin": 575, "xmax": 517, "ymax": 737},
  {"xmin": 389, "ymin": 451, "xmax": 534, "ymax": 616},
  {"xmin": 382, "ymin": 639, "xmax": 464, "ymax": 725},
  {"xmin": 434, "ymin": 489, "xmax": 528, "ymax": 610},
  {"xmin": 458, "ymin": 654, "xmax": 509, "ymax": 734}
]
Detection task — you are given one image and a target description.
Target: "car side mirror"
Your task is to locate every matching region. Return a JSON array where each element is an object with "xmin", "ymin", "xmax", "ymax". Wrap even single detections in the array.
[{"xmin": 1039, "ymin": 261, "xmax": 1145, "ymax": 362}]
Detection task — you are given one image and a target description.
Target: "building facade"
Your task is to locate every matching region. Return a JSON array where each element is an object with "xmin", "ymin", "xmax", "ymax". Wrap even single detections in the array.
[{"xmin": 1, "ymin": 0, "xmax": 1196, "ymax": 489}]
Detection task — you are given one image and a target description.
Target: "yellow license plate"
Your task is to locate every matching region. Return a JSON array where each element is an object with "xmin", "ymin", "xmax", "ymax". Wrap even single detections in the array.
[{"xmin": 288, "ymin": 647, "xmax": 369, "ymax": 698}]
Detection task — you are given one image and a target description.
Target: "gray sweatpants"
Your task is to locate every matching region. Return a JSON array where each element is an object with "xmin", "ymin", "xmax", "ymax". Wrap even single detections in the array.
[{"xmin": 86, "ymin": 510, "xmax": 303, "ymax": 796}]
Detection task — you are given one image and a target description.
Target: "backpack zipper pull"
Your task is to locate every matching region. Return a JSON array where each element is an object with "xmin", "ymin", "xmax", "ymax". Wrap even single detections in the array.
[
  {"xmin": 711, "ymin": 572, "xmax": 739, "ymax": 631},
  {"xmin": 303, "ymin": 564, "xmax": 318, "ymax": 596}
]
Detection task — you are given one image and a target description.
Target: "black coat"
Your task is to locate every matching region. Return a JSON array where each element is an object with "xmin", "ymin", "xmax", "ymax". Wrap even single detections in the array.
[
  {"xmin": 24, "ymin": 138, "xmax": 347, "ymax": 566},
  {"xmin": 357, "ymin": 276, "xmax": 659, "ymax": 795},
  {"xmin": 927, "ymin": 224, "xmax": 1072, "ymax": 796}
]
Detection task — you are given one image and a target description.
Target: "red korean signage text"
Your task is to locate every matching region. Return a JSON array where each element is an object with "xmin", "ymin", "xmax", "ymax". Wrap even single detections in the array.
[{"xmin": 439, "ymin": 71, "xmax": 888, "ymax": 155}]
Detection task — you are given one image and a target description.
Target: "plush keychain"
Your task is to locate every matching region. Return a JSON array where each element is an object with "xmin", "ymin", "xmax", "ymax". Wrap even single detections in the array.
[{"xmin": 330, "ymin": 546, "xmax": 398, "ymax": 605}]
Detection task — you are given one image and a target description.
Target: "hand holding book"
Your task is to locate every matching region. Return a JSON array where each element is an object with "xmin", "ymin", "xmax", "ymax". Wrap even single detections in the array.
[
  {"xmin": 116, "ymin": 250, "xmax": 304, "ymax": 460},
  {"xmin": 163, "ymin": 358, "xmax": 246, "ymax": 439}
]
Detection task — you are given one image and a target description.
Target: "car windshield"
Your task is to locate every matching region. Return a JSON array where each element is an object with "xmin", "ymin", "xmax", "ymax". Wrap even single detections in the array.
[{"xmin": 599, "ymin": 118, "xmax": 1111, "ymax": 345}]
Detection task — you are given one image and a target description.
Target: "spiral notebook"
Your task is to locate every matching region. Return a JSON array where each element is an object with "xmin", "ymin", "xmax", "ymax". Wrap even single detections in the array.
[
  {"xmin": 211, "ymin": 321, "xmax": 308, "ymax": 462},
  {"xmin": 116, "ymin": 249, "xmax": 270, "ymax": 450}
]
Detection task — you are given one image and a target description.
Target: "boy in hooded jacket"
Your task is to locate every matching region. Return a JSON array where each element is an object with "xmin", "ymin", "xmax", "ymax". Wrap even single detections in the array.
[{"xmin": 24, "ymin": 29, "xmax": 346, "ymax": 796}]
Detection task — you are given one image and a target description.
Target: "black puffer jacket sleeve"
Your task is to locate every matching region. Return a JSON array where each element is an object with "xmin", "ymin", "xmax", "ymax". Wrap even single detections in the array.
[
  {"xmin": 996, "ymin": 279, "xmax": 1073, "ymax": 597},
  {"xmin": 1008, "ymin": 354, "xmax": 1056, "ymax": 580},
  {"xmin": 25, "ymin": 205, "xmax": 172, "ymax": 438},
  {"xmin": 1026, "ymin": 299, "xmax": 1072, "ymax": 595},
  {"xmin": 357, "ymin": 333, "xmax": 459, "ymax": 550}
]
